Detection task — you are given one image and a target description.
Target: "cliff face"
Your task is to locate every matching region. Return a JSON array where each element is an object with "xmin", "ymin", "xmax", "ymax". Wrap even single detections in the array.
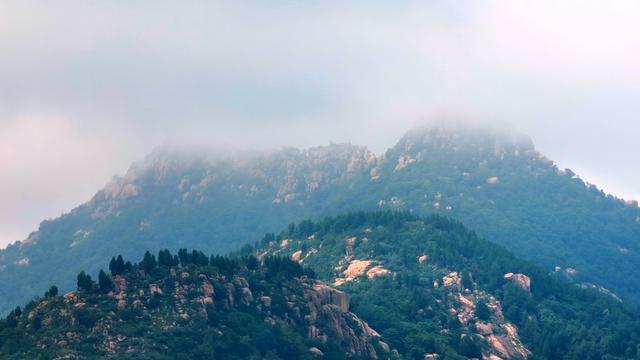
[{"xmin": 3, "ymin": 256, "xmax": 387, "ymax": 359}]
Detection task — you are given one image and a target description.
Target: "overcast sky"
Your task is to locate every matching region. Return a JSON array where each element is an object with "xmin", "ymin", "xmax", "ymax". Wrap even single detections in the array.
[{"xmin": 1, "ymin": 1, "xmax": 639, "ymax": 247}]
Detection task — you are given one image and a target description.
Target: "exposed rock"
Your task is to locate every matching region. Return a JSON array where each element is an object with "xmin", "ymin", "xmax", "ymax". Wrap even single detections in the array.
[
  {"xmin": 304, "ymin": 282, "xmax": 380, "ymax": 357},
  {"xmin": 308, "ymin": 283, "xmax": 350, "ymax": 313},
  {"xmin": 378, "ymin": 340, "xmax": 390, "ymax": 352},
  {"xmin": 476, "ymin": 321, "xmax": 493, "ymax": 335},
  {"xmin": 394, "ymin": 155, "xmax": 417, "ymax": 171},
  {"xmin": 240, "ymin": 287, "xmax": 254, "ymax": 305},
  {"xmin": 149, "ymin": 284, "xmax": 163, "ymax": 296},
  {"xmin": 341, "ymin": 259, "xmax": 373, "ymax": 281},
  {"xmin": 260, "ymin": 296, "xmax": 272, "ymax": 307},
  {"xmin": 578, "ymin": 283, "xmax": 623, "ymax": 303},
  {"xmin": 291, "ymin": 250, "xmax": 303, "ymax": 262},
  {"xmin": 370, "ymin": 167, "xmax": 380, "ymax": 180},
  {"xmin": 442, "ymin": 272, "xmax": 461, "ymax": 290},
  {"xmin": 487, "ymin": 176, "xmax": 500, "ymax": 185},
  {"xmin": 201, "ymin": 281, "xmax": 214, "ymax": 298},
  {"xmin": 15, "ymin": 257, "xmax": 30, "ymax": 266},
  {"xmin": 503, "ymin": 273, "xmax": 531, "ymax": 292},
  {"xmin": 117, "ymin": 299, "xmax": 126, "ymax": 310},
  {"xmin": 309, "ymin": 347, "xmax": 324, "ymax": 357},
  {"xmin": 366, "ymin": 265, "xmax": 392, "ymax": 279},
  {"xmin": 487, "ymin": 333, "xmax": 530, "ymax": 360}
]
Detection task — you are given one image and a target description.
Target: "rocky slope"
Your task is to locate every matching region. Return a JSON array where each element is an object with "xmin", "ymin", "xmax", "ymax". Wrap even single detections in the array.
[
  {"xmin": 1, "ymin": 124, "xmax": 640, "ymax": 314},
  {"xmin": 0, "ymin": 253, "xmax": 388, "ymax": 359},
  {"xmin": 249, "ymin": 211, "xmax": 640, "ymax": 359}
]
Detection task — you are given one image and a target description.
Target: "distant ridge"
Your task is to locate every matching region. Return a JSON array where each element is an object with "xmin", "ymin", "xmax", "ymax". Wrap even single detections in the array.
[{"xmin": 0, "ymin": 124, "xmax": 639, "ymax": 314}]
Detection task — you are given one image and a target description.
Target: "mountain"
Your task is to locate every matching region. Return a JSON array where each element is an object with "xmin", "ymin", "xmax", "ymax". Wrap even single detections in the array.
[
  {"xmin": 0, "ymin": 252, "xmax": 387, "ymax": 359},
  {"xmin": 4, "ymin": 212, "xmax": 640, "ymax": 359},
  {"xmin": 248, "ymin": 211, "xmax": 640, "ymax": 359},
  {"xmin": 1, "ymin": 124, "xmax": 639, "ymax": 314}
]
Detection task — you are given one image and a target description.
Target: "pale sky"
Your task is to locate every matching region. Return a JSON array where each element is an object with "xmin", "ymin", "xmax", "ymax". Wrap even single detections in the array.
[{"xmin": 1, "ymin": 1, "xmax": 639, "ymax": 247}]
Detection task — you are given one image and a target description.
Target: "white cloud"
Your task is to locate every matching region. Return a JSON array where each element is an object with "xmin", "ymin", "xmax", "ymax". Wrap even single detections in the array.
[
  {"xmin": 0, "ymin": 1, "xmax": 638, "ymax": 245},
  {"xmin": 0, "ymin": 116, "xmax": 139, "ymax": 246}
]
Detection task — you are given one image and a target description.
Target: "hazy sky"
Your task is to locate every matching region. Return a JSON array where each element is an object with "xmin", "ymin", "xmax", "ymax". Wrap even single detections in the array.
[{"xmin": 1, "ymin": 1, "xmax": 639, "ymax": 247}]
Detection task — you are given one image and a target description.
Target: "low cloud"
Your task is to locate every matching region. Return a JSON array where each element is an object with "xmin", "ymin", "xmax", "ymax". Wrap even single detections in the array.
[{"xmin": 0, "ymin": 1, "xmax": 638, "ymax": 246}]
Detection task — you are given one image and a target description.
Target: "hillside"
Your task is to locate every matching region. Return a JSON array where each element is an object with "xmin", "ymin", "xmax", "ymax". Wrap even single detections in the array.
[
  {"xmin": 1, "ymin": 124, "xmax": 639, "ymax": 314},
  {"xmin": 249, "ymin": 211, "xmax": 640, "ymax": 360},
  {"xmin": 0, "ymin": 251, "xmax": 388, "ymax": 359},
  {"xmin": 3, "ymin": 212, "xmax": 640, "ymax": 359}
]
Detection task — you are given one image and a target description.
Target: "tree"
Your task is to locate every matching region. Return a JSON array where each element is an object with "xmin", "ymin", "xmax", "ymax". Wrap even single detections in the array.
[
  {"xmin": 461, "ymin": 271, "xmax": 473, "ymax": 290},
  {"xmin": 109, "ymin": 257, "xmax": 117, "ymax": 276},
  {"xmin": 44, "ymin": 285, "xmax": 58, "ymax": 298},
  {"xmin": 476, "ymin": 298, "xmax": 491, "ymax": 321},
  {"xmin": 178, "ymin": 248, "xmax": 189, "ymax": 267},
  {"xmin": 158, "ymin": 249, "xmax": 175, "ymax": 267},
  {"xmin": 141, "ymin": 251, "xmax": 157, "ymax": 272},
  {"xmin": 109, "ymin": 255, "xmax": 126, "ymax": 276},
  {"xmin": 98, "ymin": 269, "xmax": 114, "ymax": 294},
  {"xmin": 458, "ymin": 335, "xmax": 482, "ymax": 358},
  {"xmin": 77, "ymin": 271, "xmax": 94, "ymax": 292}
]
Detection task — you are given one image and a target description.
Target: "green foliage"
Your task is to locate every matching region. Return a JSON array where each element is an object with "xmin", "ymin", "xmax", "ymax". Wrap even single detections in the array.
[
  {"xmin": 98, "ymin": 270, "xmax": 114, "ymax": 294},
  {"xmin": 250, "ymin": 211, "xmax": 640, "ymax": 360},
  {"xmin": 0, "ymin": 249, "xmax": 358, "ymax": 360},
  {"xmin": 109, "ymin": 255, "xmax": 126, "ymax": 276},
  {"xmin": 475, "ymin": 299, "xmax": 490, "ymax": 321},
  {"xmin": 76, "ymin": 271, "xmax": 94, "ymax": 292},
  {"xmin": 2, "ymin": 127, "xmax": 640, "ymax": 316},
  {"xmin": 44, "ymin": 285, "xmax": 58, "ymax": 298},
  {"xmin": 140, "ymin": 251, "xmax": 157, "ymax": 272}
]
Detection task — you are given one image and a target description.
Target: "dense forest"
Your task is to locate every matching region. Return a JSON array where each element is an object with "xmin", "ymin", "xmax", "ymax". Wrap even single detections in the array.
[{"xmin": 247, "ymin": 211, "xmax": 640, "ymax": 360}]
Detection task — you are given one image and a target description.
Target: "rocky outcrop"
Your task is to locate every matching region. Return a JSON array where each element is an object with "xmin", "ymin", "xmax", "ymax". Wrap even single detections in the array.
[
  {"xmin": 306, "ymin": 283, "xmax": 350, "ymax": 313},
  {"xmin": 504, "ymin": 273, "xmax": 531, "ymax": 292},
  {"xmin": 441, "ymin": 271, "xmax": 531, "ymax": 359},
  {"xmin": 333, "ymin": 259, "xmax": 392, "ymax": 286},
  {"xmin": 304, "ymin": 282, "xmax": 382, "ymax": 358},
  {"xmin": 16, "ymin": 259, "xmax": 386, "ymax": 359},
  {"xmin": 442, "ymin": 272, "xmax": 462, "ymax": 291}
]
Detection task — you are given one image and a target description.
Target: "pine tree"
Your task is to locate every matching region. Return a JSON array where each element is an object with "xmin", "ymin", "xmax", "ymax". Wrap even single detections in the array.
[
  {"xmin": 44, "ymin": 285, "xmax": 59, "ymax": 298},
  {"xmin": 109, "ymin": 256, "xmax": 117, "ymax": 276},
  {"xmin": 461, "ymin": 271, "xmax": 473, "ymax": 290},
  {"xmin": 77, "ymin": 271, "xmax": 94, "ymax": 292},
  {"xmin": 476, "ymin": 298, "xmax": 491, "ymax": 321},
  {"xmin": 178, "ymin": 248, "xmax": 189, "ymax": 266},
  {"xmin": 109, "ymin": 255, "xmax": 126, "ymax": 276},
  {"xmin": 98, "ymin": 269, "xmax": 114, "ymax": 294},
  {"xmin": 158, "ymin": 249, "xmax": 176, "ymax": 267},
  {"xmin": 116, "ymin": 255, "xmax": 125, "ymax": 274},
  {"xmin": 141, "ymin": 251, "xmax": 157, "ymax": 272}
]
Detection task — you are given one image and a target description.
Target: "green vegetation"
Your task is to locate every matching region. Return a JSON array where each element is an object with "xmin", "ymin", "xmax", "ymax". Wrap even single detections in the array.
[
  {"xmin": 0, "ymin": 125, "xmax": 639, "ymax": 315},
  {"xmin": 0, "ymin": 249, "xmax": 375, "ymax": 360},
  {"xmin": 3, "ymin": 211, "xmax": 640, "ymax": 359},
  {"xmin": 249, "ymin": 211, "xmax": 640, "ymax": 360}
]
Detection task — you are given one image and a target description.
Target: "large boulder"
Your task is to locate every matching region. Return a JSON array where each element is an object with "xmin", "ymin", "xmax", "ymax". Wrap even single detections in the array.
[{"xmin": 504, "ymin": 273, "xmax": 531, "ymax": 292}]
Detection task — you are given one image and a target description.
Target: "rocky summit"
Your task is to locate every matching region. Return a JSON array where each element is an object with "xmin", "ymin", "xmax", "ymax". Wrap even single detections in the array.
[{"xmin": 0, "ymin": 252, "xmax": 388, "ymax": 359}]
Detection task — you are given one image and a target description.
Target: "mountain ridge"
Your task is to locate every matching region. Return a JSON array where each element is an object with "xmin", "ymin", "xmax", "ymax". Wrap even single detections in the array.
[{"xmin": 1, "ymin": 125, "xmax": 639, "ymax": 315}]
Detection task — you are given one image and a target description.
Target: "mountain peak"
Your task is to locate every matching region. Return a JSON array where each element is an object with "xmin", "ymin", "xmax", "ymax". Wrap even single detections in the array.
[{"xmin": 398, "ymin": 122, "xmax": 535, "ymax": 154}]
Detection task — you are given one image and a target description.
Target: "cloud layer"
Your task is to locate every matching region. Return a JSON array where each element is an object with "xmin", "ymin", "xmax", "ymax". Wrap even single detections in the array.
[{"xmin": 1, "ymin": 1, "xmax": 639, "ymax": 246}]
